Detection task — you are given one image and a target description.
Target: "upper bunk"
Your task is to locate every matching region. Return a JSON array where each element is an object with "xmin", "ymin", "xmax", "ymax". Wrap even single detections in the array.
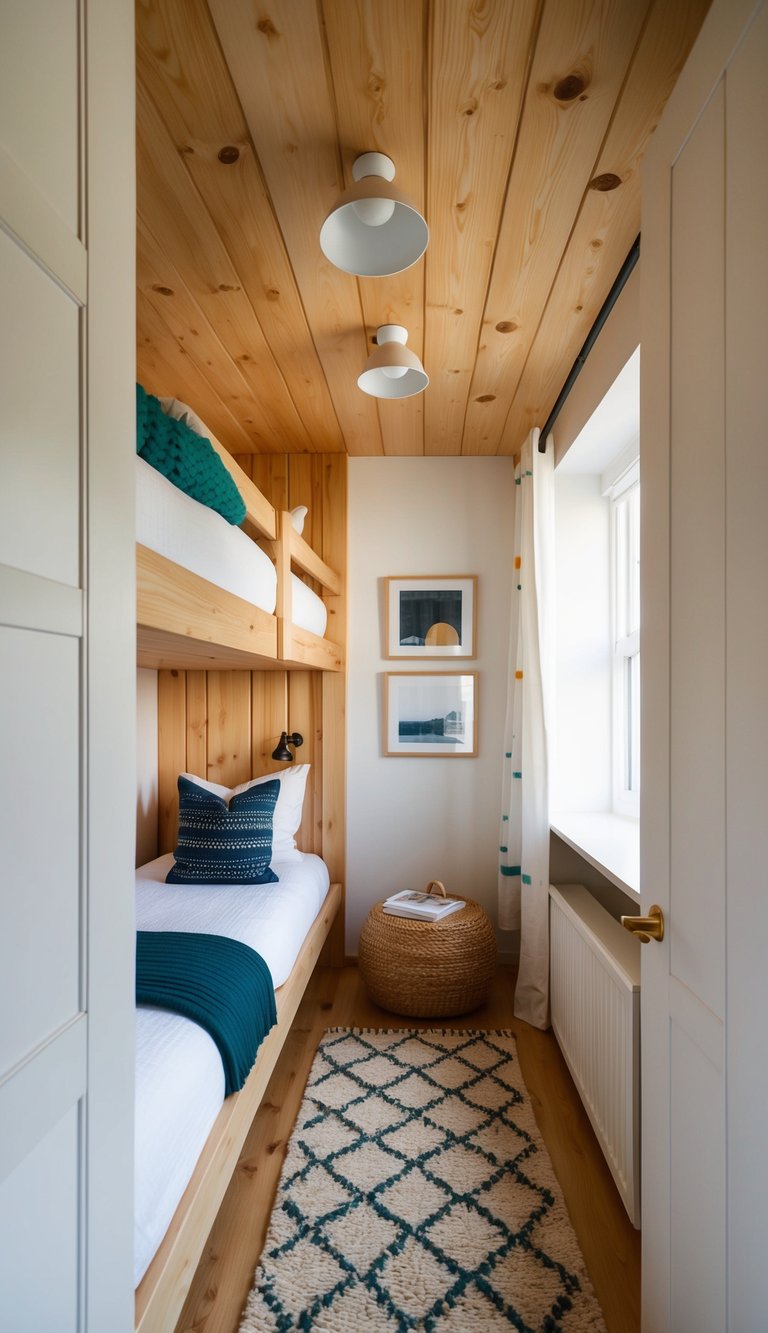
[{"xmin": 135, "ymin": 405, "xmax": 345, "ymax": 674}]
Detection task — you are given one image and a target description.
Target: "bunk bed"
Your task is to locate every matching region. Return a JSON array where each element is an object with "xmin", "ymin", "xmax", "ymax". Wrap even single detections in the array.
[
  {"xmin": 136, "ymin": 410, "xmax": 344, "ymax": 673},
  {"xmin": 134, "ymin": 860, "xmax": 342, "ymax": 1333},
  {"xmin": 133, "ymin": 404, "xmax": 345, "ymax": 1332}
]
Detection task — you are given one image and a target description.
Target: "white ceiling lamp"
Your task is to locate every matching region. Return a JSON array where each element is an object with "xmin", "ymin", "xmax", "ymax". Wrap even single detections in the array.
[
  {"xmin": 358, "ymin": 325, "xmax": 428, "ymax": 399},
  {"xmin": 320, "ymin": 153, "xmax": 428, "ymax": 277}
]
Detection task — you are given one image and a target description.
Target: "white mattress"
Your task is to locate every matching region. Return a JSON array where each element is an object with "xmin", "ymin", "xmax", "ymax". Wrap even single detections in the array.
[
  {"xmin": 136, "ymin": 455, "xmax": 328, "ymax": 637},
  {"xmin": 134, "ymin": 851, "xmax": 330, "ymax": 1287}
]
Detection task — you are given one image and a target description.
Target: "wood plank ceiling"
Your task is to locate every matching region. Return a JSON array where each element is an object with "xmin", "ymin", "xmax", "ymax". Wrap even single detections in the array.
[{"xmin": 136, "ymin": 0, "xmax": 710, "ymax": 457}]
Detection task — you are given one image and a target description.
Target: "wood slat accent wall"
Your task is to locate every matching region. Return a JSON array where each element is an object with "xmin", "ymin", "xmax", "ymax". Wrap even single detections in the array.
[{"xmin": 156, "ymin": 456, "xmax": 346, "ymax": 962}]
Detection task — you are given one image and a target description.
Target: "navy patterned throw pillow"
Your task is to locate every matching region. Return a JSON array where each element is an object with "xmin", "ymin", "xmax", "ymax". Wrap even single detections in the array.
[{"xmin": 166, "ymin": 776, "xmax": 280, "ymax": 885}]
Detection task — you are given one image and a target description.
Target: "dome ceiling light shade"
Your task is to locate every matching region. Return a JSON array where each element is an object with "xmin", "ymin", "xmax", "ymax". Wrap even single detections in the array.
[
  {"xmin": 320, "ymin": 153, "xmax": 429, "ymax": 277},
  {"xmin": 357, "ymin": 325, "xmax": 429, "ymax": 399}
]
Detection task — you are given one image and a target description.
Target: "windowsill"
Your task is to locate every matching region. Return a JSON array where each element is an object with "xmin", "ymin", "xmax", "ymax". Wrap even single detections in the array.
[{"xmin": 550, "ymin": 811, "xmax": 640, "ymax": 899}]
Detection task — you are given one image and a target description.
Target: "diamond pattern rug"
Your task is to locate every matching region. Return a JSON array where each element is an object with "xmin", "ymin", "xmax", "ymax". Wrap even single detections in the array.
[{"xmin": 239, "ymin": 1029, "xmax": 606, "ymax": 1332}]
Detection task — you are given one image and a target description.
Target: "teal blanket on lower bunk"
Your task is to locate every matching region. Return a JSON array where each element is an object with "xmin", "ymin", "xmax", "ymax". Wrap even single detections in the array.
[{"xmin": 136, "ymin": 930, "xmax": 277, "ymax": 1096}]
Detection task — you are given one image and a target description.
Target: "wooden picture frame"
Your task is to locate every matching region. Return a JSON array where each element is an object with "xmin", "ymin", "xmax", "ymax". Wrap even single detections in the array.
[
  {"xmin": 384, "ymin": 673, "xmax": 478, "ymax": 757},
  {"xmin": 385, "ymin": 575, "xmax": 477, "ymax": 659}
]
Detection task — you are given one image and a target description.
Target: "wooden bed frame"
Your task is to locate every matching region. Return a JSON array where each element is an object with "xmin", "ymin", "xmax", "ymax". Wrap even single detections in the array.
[
  {"xmin": 134, "ymin": 881, "xmax": 342, "ymax": 1333},
  {"xmin": 133, "ymin": 431, "xmax": 346, "ymax": 1327},
  {"xmin": 134, "ymin": 432, "xmax": 347, "ymax": 1332},
  {"xmin": 136, "ymin": 430, "xmax": 344, "ymax": 673}
]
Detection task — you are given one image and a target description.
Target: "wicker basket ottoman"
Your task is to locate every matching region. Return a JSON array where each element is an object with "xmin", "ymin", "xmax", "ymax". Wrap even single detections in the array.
[{"xmin": 358, "ymin": 882, "xmax": 497, "ymax": 1018}]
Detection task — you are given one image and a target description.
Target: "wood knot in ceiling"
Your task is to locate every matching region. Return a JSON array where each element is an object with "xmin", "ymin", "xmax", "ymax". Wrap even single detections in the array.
[
  {"xmin": 257, "ymin": 17, "xmax": 280, "ymax": 40},
  {"xmin": 589, "ymin": 172, "xmax": 623, "ymax": 191},
  {"xmin": 553, "ymin": 72, "xmax": 589, "ymax": 102}
]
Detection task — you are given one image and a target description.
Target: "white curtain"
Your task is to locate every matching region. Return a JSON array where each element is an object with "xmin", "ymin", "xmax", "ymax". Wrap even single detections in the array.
[{"xmin": 498, "ymin": 428, "xmax": 555, "ymax": 1030}]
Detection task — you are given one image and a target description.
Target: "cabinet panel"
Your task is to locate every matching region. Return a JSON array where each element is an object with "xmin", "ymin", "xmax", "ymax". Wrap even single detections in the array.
[
  {"xmin": 0, "ymin": 1104, "xmax": 80, "ymax": 1333},
  {"xmin": 0, "ymin": 0, "xmax": 80, "ymax": 232},
  {"xmin": 670, "ymin": 1016, "xmax": 726, "ymax": 1332},
  {"xmin": 0, "ymin": 628, "xmax": 80, "ymax": 1076},
  {"xmin": 669, "ymin": 87, "xmax": 726, "ymax": 1019},
  {"xmin": 0, "ymin": 232, "xmax": 81, "ymax": 586}
]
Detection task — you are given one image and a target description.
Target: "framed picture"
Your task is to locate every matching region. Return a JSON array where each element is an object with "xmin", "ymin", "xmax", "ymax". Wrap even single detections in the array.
[
  {"xmin": 385, "ymin": 575, "xmax": 476, "ymax": 659},
  {"xmin": 384, "ymin": 673, "xmax": 478, "ymax": 757}
]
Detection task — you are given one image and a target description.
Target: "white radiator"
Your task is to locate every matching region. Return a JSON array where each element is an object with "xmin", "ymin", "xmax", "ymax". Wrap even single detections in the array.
[{"xmin": 549, "ymin": 884, "xmax": 641, "ymax": 1227}]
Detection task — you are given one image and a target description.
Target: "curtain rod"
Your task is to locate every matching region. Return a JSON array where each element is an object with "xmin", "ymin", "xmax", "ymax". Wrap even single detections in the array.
[{"xmin": 538, "ymin": 234, "xmax": 641, "ymax": 452}]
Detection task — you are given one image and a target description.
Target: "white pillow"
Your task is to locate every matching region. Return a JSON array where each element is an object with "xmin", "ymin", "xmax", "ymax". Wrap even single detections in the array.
[
  {"xmin": 180, "ymin": 765, "xmax": 310, "ymax": 863},
  {"xmin": 159, "ymin": 396, "xmax": 213, "ymax": 442},
  {"xmin": 290, "ymin": 505, "xmax": 308, "ymax": 534}
]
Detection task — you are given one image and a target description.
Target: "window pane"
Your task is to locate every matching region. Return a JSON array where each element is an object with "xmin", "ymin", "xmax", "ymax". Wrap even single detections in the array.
[
  {"xmin": 611, "ymin": 475, "xmax": 640, "ymax": 814},
  {"xmin": 630, "ymin": 650, "xmax": 641, "ymax": 791},
  {"xmin": 629, "ymin": 485, "xmax": 640, "ymax": 634}
]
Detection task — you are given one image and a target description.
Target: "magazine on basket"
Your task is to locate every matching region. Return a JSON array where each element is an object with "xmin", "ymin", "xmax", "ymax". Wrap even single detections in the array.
[{"xmin": 383, "ymin": 890, "xmax": 465, "ymax": 921}]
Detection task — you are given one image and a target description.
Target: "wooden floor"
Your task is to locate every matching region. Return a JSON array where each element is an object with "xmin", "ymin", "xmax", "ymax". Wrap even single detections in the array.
[{"xmin": 175, "ymin": 964, "xmax": 640, "ymax": 1333}]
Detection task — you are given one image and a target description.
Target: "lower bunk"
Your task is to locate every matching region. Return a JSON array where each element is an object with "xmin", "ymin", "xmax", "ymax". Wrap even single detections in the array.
[{"xmin": 133, "ymin": 852, "xmax": 342, "ymax": 1333}]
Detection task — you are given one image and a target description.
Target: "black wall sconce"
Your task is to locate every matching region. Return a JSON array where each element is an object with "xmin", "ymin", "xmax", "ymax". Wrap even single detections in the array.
[{"xmin": 271, "ymin": 731, "xmax": 304, "ymax": 762}]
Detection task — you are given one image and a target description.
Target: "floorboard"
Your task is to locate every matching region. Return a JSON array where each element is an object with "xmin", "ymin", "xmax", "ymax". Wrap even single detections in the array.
[{"xmin": 175, "ymin": 964, "xmax": 640, "ymax": 1333}]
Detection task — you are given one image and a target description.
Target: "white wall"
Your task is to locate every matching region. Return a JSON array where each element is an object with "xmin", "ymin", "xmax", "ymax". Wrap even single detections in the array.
[
  {"xmin": 346, "ymin": 457, "xmax": 516, "ymax": 954},
  {"xmin": 136, "ymin": 668, "xmax": 158, "ymax": 866}
]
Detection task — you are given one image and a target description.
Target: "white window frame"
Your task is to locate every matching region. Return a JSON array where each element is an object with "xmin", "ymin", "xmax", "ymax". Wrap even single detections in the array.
[{"xmin": 608, "ymin": 460, "xmax": 640, "ymax": 818}]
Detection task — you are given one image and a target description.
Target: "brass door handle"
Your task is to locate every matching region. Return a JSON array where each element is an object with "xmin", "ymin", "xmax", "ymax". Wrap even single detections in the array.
[{"xmin": 621, "ymin": 904, "xmax": 664, "ymax": 943}]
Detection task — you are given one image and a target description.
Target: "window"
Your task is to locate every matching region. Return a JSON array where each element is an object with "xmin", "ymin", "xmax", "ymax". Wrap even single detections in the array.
[
  {"xmin": 550, "ymin": 347, "xmax": 641, "ymax": 895},
  {"xmin": 609, "ymin": 463, "xmax": 640, "ymax": 816}
]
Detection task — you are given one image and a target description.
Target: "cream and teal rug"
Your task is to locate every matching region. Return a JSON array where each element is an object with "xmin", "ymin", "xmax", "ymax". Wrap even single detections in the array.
[{"xmin": 239, "ymin": 1029, "xmax": 606, "ymax": 1331}]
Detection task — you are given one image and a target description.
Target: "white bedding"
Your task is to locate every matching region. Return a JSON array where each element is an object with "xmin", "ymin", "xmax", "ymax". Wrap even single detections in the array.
[
  {"xmin": 134, "ymin": 851, "xmax": 330, "ymax": 1287},
  {"xmin": 136, "ymin": 455, "xmax": 328, "ymax": 638}
]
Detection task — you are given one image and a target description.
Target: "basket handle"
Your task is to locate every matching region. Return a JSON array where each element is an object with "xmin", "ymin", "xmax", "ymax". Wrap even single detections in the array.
[{"xmin": 424, "ymin": 880, "xmax": 447, "ymax": 898}]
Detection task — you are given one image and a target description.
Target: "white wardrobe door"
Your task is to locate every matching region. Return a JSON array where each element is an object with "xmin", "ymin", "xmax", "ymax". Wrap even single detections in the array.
[
  {"xmin": 640, "ymin": 2, "xmax": 768, "ymax": 1329},
  {"xmin": 0, "ymin": 1, "xmax": 136, "ymax": 1329}
]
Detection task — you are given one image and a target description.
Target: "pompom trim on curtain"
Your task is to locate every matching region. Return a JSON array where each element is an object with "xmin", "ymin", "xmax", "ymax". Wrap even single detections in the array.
[{"xmin": 498, "ymin": 428, "xmax": 555, "ymax": 1030}]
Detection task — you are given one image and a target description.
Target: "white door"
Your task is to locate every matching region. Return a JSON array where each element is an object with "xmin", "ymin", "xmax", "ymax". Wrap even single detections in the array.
[
  {"xmin": 640, "ymin": 1, "xmax": 768, "ymax": 1329},
  {"xmin": 0, "ymin": 2, "xmax": 136, "ymax": 1328}
]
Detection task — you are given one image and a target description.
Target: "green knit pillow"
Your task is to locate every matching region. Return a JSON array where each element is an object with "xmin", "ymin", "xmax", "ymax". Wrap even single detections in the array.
[{"xmin": 136, "ymin": 384, "xmax": 246, "ymax": 525}]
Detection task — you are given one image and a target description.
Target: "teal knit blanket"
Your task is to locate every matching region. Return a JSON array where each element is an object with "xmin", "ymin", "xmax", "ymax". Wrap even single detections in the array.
[
  {"xmin": 136, "ymin": 384, "xmax": 246, "ymax": 525},
  {"xmin": 136, "ymin": 930, "xmax": 276, "ymax": 1096}
]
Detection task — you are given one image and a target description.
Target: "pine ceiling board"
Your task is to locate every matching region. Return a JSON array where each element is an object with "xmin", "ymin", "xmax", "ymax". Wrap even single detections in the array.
[
  {"xmin": 499, "ymin": 0, "xmax": 711, "ymax": 454},
  {"xmin": 137, "ymin": 77, "xmax": 315, "ymax": 453},
  {"xmin": 460, "ymin": 0, "xmax": 651, "ymax": 457},
  {"xmin": 322, "ymin": 0, "xmax": 427, "ymax": 456},
  {"xmin": 138, "ymin": 218, "xmax": 291, "ymax": 454},
  {"xmin": 207, "ymin": 0, "xmax": 384, "ymax": 457},
  {"xmin": 137, "ymin": 291, "xmax": 256, "ymax": 454},
  {"xmin": 371, "ymin": 397, "xmax": 428, "ymax": 457},
  {"xmin": 136, "ymin": 0, "xmax": 344, "ymax": 454},
  {"xmin": 422, "ymin": 0, "xmax": 539, "ymax": 457}
]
